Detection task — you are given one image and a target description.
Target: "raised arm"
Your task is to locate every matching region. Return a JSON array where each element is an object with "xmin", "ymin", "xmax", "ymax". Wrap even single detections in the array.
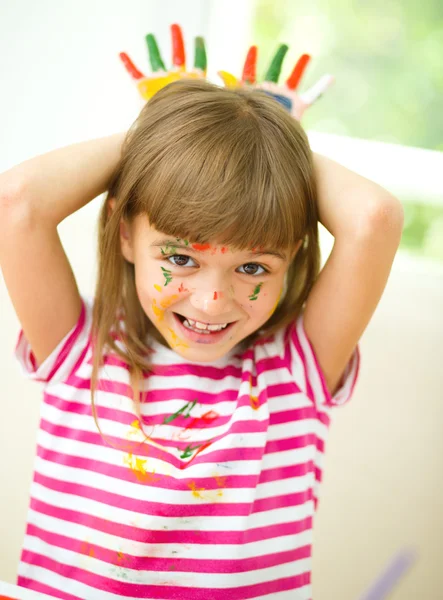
[
  {"xmin": 304, "ymin": 153, "xmax": 404, "ymax": 396},
  {"xmin": 0, "ymin": 133, "xmax": 125, "ymax": 367}
]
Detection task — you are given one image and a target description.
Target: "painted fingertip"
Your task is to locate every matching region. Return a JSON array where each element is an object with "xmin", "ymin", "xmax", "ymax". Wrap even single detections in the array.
[
  {"xmin": 264, "ymin": 44, "xmax": 289, "ymax": 83},
  {"xmin": 194, "ymin": 36, "xmax": 207, "ymax": 72},
  {"xmin": 146, "ymin": 33, "xmax": 166, "ymax": 72},
  {"xmin": 217, "ymin": 70, "xmax": 239, "ymax": 88},
  {"xmin": 299, "ymin": 74, "xmax": 335, "ymax": 105},
  {"xmin": 286, "ymin": 53, "xmax": 311, "ymax": 90},
  {"xmin": 242, "ymin": 45, "xmax": 257, "ymax": 84},
  {"xmin": 119, "ymin": 52, "xmax": 144, "ymax": 80},
  {"xmin": 171, "ymin": 24, "xmax": 185, "ymax": 69}
]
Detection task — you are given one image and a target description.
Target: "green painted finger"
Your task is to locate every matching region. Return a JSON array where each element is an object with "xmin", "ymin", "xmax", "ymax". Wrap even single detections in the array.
[
  {"xmin": 264, "ymin": 44, "xmax": 289, "ymax": 83},
  {"xmin": 194, "ymin": 36, "xmax": 207, "ymax": 72},
  {"xmin": 146, "ymin": 33, "xmax": 166, "ymax": 71}
]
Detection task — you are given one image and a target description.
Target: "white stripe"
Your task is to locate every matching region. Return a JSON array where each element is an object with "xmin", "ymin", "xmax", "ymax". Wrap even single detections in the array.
[
  {"xmin": 21, "ymin": 533, "xmax": 312, "ymax": 588},
  {"xmin": 25, "ymin": 505, "xmax": 313, "ymax": 559},
  {"xmin": 32, "ymin": 456, "xmax": 315, "ymax": 506}
]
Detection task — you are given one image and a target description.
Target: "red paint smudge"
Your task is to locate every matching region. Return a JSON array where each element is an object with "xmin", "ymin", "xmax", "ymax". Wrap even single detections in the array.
[
  {"xmin": 178, "ymin": 282, "xmax": 188, "ymax": 293},
  {"xmin": 213, "ymin": 291, "xmax": 218, "ymax": 300},
  {"xmin": 192, "ymin": 243, "xmax": 211, "ymax": 251},
  {"xmin": 220, "ymin": 247, "xmax": 228, "ymax": 254},
  {"xmin": 183, "ymin": 410, "xmax": 219, "ymax": 432}
]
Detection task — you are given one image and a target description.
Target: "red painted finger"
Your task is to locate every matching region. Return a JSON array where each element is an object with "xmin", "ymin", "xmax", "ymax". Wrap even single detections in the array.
[
  {"xmin": 171, "ymin": 23, "xmax": 185, "ymax": 69},
  {"xmin": 286, "ymin": 53, "xmax": 311, "ymax": 91},
  {"xmin": 119, "ymin": 52, "xmax": 145, "ymax": 80},
  {"xmin": 242, "ymin": 45, "xmax": 257, "ymax": 84}
]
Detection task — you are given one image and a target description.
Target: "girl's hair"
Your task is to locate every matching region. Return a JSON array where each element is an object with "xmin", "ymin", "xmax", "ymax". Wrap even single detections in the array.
[{"xmin": 90, "ymin": 79, "xmax": 320, "ymax": 445}]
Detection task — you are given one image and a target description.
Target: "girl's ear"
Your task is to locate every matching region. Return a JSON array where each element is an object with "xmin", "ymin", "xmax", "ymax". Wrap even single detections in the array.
[
  {"xmin": 108, "ymin": 197, "xmax": 135, "ymax": 263},
  {"xmin": 119, "ymin": 219, "xmax": 135, "ymax": 263},
  {"xmin": 107, "ymin": 197, "xmax": 117, "ymax": 218},
  {"xmin": 291, "ymin": 239, "xmax": 303, "ymax": 260}
]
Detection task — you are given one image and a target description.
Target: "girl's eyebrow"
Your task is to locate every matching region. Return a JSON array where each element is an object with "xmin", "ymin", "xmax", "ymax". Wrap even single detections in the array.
[{"xmin": 150, "ymin": 238, "xmax": 287, "ymax": 260}]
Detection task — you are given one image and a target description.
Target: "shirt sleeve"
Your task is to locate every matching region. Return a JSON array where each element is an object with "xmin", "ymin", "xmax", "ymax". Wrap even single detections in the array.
[
  {"xmin": 282, "ymin": 311, "xmax": 361, "ymax": 409},
  {"xmin": 13, "ymin": 295, "xmax": 93, "ymax": 387}
]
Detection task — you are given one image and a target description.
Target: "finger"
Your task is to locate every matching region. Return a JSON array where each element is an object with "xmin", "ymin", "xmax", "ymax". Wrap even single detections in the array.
[
  {"xmin": 242, "ymin": 45, "xmax": 257, "ymax": 84},
  {"xmin": 171, "ymin": 23, "xmax": 185, "ymax": 71},
  {"xmin": 299, "ymin": 74, "xmax": 335, "ymax": 106},
  {"xmin": 217, "ymin": 70, "xmax": 240, "ymax": 88},
  {"xmin": 286, "ymin": 53, "xmax": 311, "ymax": 91},
  {"xmin": 264, "ymin": 44, "xmax": 289, "ymax": 83},
  {"xmin": 146, "ymin": 33, "xmax": 166, "ymax": 72},
  {"xmin": 194, "ymin": 36, "xmax": 207, "ymax": 74},
  {"xmin": 119, "ymin": 52, "xmax": 145, "ymax": 80}
]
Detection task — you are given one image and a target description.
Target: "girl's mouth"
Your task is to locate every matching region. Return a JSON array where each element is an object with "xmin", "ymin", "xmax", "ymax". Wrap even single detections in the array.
[{"xmin": 172, "ymin": 312, "xmax": 237, "ymax": 344}]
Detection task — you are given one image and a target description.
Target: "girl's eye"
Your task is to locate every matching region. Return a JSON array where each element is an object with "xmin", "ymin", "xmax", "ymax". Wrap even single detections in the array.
[
  {"xmin": 165, "ymin": 255, "xmax": 269, "ymax": 276},
  {"xmin": 238, "ymin": 263, "xmax": 268, "ymax": 276},
  {"xmin": 167, "ymin": 254, "xmax": 197, "ymax": 268}
]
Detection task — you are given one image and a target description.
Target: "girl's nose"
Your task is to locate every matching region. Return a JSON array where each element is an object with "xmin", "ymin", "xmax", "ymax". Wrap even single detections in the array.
[{"xmin": 189, "ymin": 286, "xmax": 234, "ymax": 316}]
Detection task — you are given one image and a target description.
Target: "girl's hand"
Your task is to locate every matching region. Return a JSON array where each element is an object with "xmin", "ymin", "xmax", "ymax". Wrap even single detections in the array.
[
  {"xmin": 218, "ymin": 45, "xmax": 335, "ymax": 122},
  {"xmin": 119, "ymin": 24, "xmax": 207, "ymax": 101}
]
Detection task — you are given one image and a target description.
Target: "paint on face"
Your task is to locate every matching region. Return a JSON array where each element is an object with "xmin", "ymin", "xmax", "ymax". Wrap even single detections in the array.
[
  {"xmin": 191, "ymin": 243, "xmax": 211, "ymax": 251},
  {"xmin": 166, "ymin": 326, "xmax": 190, "ymax": 349},
  {"xmin": 249, "ymin": 281, "xmax": 263, "ymax": 301},
  {"xmin": 268, "ymin": 286, "xmax": 283, "ymax": 317},
  {"xmin": 160, "ymin": 241, "xmax": 178, "ymax": 255},
  {"xmin": 154, "ymin": 284, "xmax": 162, "ymax": 292},
  {"xmin": 161, "ymin": 266, "xmax": 173, "ymax": 286},
  {"xmin": 152, "ymin": 294, "xmax": 179, "ymax": 322},
  {"xmin": 178, "ymin": 282, "xmax": 188, "ymax": 293}
]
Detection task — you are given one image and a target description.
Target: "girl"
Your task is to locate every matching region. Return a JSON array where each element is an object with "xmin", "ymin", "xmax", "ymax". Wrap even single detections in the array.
[{"xmin": 0, "ymin": 79, "xmax": 403, "ymax": 599}]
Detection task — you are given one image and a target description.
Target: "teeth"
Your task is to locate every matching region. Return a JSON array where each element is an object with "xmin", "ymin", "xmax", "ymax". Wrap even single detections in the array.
[{"xmin": 182, "ymin": 318, "xmax": 228, "ymax": 333}]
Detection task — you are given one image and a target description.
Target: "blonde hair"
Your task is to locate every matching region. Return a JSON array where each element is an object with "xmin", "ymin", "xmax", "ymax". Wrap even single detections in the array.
[{"xmin": 90, "ymin": 79, "xmax": 320, "ymax": 445}]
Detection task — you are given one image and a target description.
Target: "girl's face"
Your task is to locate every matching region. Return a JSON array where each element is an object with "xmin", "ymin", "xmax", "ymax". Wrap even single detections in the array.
[{"xmin": 119, "ymin": 213, "xmax": 302, "ymax": 363}]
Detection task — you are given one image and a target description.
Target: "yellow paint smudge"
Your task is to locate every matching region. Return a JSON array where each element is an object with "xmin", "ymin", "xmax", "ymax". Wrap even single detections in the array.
[
  {"xmin": 268, "ymin": 287, "xmax": 283, "ymax": 317},
  {"xmin": 249, "ymin": 374, "xmax": 259, "ymax": 410},
  {"xmin": 154, "ymin": 284, "xmax": 162, "ymax": 292},
  {"xmin": 188, "ymin": 481, "xmax": 205, "ymax": 499},
  {"xmin": 167, "ymin": 327, "xmax": 190, "ymax": 349},
  {"xmin": 160, "ymin": 294, "xmax": 179, "ymax": 309}
]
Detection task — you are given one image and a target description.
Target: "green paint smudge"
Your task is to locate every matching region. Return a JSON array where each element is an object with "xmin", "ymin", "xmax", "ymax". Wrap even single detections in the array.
[
  {"xmin": 249, "ymin": 282, "xmax": 263, "ymax": 301},
  {"xmin": 161, "ymin": 266, "xmax": 173, "ymax": 286}
]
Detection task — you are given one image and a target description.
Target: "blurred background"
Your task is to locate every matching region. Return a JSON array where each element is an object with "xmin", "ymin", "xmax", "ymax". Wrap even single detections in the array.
[{"xmin": 0, "ymin": 1, "xmax": 442, "ymax": 598}]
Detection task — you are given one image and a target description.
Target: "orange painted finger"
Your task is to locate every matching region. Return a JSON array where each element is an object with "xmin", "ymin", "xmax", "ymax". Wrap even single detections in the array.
[
  {"xmin": 119, "ymin": 52, "xmax": 145, "ymax": 80},
  {"xmin": 242, "ymin": 45, "xmax": 257, "ymax": 84},
  {"xmin": 171, "ymin": 23, "xmax": 185, "ymax": 70},
  {"xmin": 286, "ymin": 53, "xmax": 311, "ymax": 90}
]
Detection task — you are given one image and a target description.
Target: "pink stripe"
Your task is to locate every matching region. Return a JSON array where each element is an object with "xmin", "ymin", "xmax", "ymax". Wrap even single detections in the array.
[
  {"xmin": 26, "ymin": 522, "xmax": 311, "ymax": 573},
  {"xmin": 299, "ymin": 317, "xmax": 331, "ymax": 404},
  {"xmin": 265, "ymin": 433, "xmax": 321, "ymax": 454},
  {"xmin": 258, "ymin": 461, "xmax": 315, "ymax": 483},
  {"xmin": 39, "ymin": 416, "xmax": 323, "ymax": 468},
  {"xmin": 288, "ymin": 322, "xmax": 316, "ymax": 405},
  {"xmin": 17, "ymin": 576, "xmax": 83, "ymax": 600},
  {"xmin": 46, "ymin": 300, "xmax": 86, "ymax": 381},
  {"xmin": 20, "ymin": 550, "xmax": 310, "ymax": 598},
  {"xmin": 30, "ymin": 494, "xmax": 312, "ymax": 542},
  {"xmin": 268, "ymin": 405, "xmax": 317, "ymax": 425},
  {"xmin": 36, "ymin": 445, "xmax": 314, "ymax": 492}
]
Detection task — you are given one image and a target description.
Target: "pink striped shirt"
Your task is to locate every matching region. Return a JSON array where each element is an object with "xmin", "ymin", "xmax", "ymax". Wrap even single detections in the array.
[{"xmin": 14, "ymin": 295, "xmax": 360, "ymax": 600}]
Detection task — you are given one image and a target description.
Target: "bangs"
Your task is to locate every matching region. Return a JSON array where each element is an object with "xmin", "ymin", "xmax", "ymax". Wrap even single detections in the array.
[{"xmin": 125, "ymin": 81, "xmax": 314, "ymax": 254}]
